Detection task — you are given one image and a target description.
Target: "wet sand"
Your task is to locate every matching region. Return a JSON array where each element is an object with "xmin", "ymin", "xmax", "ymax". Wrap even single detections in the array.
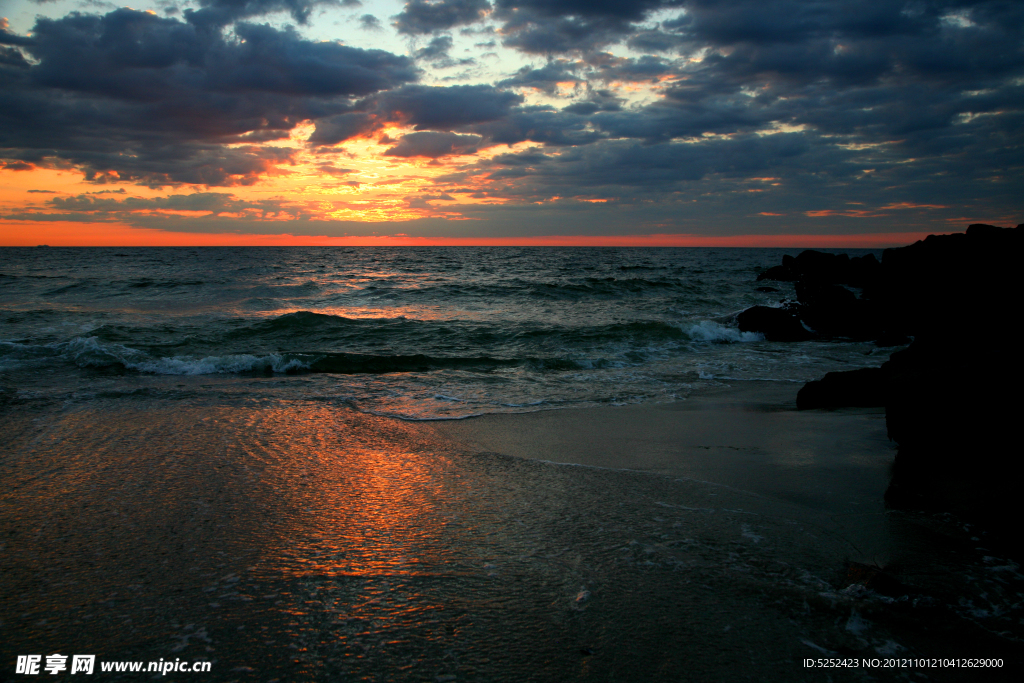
[
  {"xmin": 2, "ymin": 383, "xmax": 1021, "ymax": 681},
  {"xmin": 432, "ymin": 382, "xmax": 899, "ymax": 565},
  {"xmin": 432, "ymin": 382, "xmax": 894, "ymax": 512}
]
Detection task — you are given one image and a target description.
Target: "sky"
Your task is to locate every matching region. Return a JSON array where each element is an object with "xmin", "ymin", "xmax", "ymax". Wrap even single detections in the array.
[{"xmin": 0, "ymin": 0, "xmax": 1021, "ymax": 246}]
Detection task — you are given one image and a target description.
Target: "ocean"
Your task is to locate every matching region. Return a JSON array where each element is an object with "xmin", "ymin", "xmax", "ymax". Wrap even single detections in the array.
[
  {"xmin": 0, "ymin": 246, "xmax": 892, "ymax": 417},
  {"xmin": 2, "ymin": 247, "xmax": 1020, "ymax": 681}
]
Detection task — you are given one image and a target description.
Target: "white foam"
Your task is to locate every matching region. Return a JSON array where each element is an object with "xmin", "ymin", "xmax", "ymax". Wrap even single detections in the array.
[
  {"xmin": 845, "ymin": 610, "xmax": 871, "ymax": 635},
  {"xmin": 61, "ymin": 336, "xmax": 146, "ymax": 365},
  {"xmin": 131, "ymin": 354, "xmax": 308, "ymax": 375},
  {"xmin": 740, "ymin": 524, "xmax": 764, "ymax": 543},
  {"xmin": 686, "ymin": 321, "xmax": 763, "ymax": 343},
  {"xmin": 55, "ymin": 336, "xmax": 309, "ymax": 375}
]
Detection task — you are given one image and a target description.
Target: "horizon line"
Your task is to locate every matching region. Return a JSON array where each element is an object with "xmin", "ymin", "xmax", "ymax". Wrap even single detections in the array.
[{"xmin": 0, "ymin": 223, "xmax": 960, "ymax": 249}]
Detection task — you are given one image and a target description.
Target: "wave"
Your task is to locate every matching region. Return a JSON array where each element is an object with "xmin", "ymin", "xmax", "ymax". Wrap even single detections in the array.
[
  {"xmin": 1, "ymin": 336, "xmax": 602, "ymax": 376},
  {"xmin": 353, "ymin": 276, "xmax": 700, "ymax": 301},
  {"xmin": 685, "ymin": 321, "xmax": 764, "ymax": 343},
  {"xmin": 127, "ymin": 279, "xmax": 206, "ymax": 289},
  {"xmin": 225, "ymin": 312, "xmax": 712, "ymax": 349},
  {"xmin": 301, "ymin": 352, "xmax": 519, "ymax": 374},
  {"xmin": 1, "ymin": 312, "xmax": 763, "ymax": 377},
  {"xmin": 236, "ymin": 310, "xmax": 356, "ymax": 333}
]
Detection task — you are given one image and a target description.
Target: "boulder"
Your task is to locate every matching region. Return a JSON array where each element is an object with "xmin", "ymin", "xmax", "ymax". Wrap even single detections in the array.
[
  {"xmin": 795, "ymin": 281, "xmax": 881, "ymax": 339},
  {"xmin": 778, "ymin": 224, "xmax": 1024, "ymax": 550},
  {"xmin": 792, "ymin": 250, "xmax": 850, "ymax": 283},
  {"xmin": 756, "ymin": 264, "xmax": 798, "ymax": 282},
  {"xmin": 796, "ymin": 367, "xmax": 887, "ymax": 409},
  {"xmin": 846, "ymin": 253, "xmax": 880, "ymax": 288},
  {"xmin": 736, "ymin": 306, "xmax": 814, "ymax": 342}
]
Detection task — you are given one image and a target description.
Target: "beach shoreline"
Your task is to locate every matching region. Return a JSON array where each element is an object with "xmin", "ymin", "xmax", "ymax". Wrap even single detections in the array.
[
  {"xmin": 430, "ymin": 380, "xmax": 893, "ymax": 511},
  {"xmin": 3, "ymin": 382, "xmax": 1021, "ymax": 681}
]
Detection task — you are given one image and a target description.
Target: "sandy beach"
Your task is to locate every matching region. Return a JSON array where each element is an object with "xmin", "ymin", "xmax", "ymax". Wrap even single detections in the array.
[{"xmin": 2, "ymin": 380, "xmax": 1020, "ymax": 681}]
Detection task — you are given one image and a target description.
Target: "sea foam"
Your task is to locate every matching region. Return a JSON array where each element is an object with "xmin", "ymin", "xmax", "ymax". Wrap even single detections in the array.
[{"xmin": 686, "ymin": 321, "xmax": 763, "ymax": 343}]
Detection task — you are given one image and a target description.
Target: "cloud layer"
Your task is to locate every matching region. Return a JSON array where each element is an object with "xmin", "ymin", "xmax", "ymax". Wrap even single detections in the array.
[
  {"xmin": 1, "ymin": 8, "xmax": 417, "ymax": 185},
  {"xmin": 1, "ymin": 1, "xmax": 1021, "ymax": 236}
]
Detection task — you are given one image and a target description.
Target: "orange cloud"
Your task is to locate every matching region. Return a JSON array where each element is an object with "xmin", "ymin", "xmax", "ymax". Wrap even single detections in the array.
[{"xmin": 879, "ymin": 202, "xmax": 949, "ymax": 210}]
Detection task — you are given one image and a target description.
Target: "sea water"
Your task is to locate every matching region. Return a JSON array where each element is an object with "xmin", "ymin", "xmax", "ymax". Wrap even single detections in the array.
[{"xmin": 0, "ymin": 246, "xmax": 893, "ymax": 417}]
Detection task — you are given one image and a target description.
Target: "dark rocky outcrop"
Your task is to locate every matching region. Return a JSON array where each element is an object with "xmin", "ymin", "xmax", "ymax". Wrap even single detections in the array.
[
  {"xmin": 795, "ymin": 367, "xmax": 887, "ymax": 410},
  {"xmin": 794, "ymin": 281, "xmax": 882, "ymax": 339},
  {"xmin": 748, "ymin": 249, "xmax": 885, "ymax": 341},
  {"xmin": 736, "ymin": 306, "xmax": 814, "ymax": 342},
  {"xmin": 757, "ymin": 223, "xmax": 1024, "ymax": 549},
  {"xmin": 756, "ymin": 250, "xmax": 880, "ymax": 287}
]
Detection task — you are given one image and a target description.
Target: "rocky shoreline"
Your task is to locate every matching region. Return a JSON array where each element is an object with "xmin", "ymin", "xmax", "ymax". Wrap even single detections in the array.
[{"xmin": 744, "ymin": 224, "xmax": 1024, "ymax": 550}]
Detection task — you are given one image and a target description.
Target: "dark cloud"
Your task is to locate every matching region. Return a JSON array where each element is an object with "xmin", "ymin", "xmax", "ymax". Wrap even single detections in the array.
[
  {"xmin": 586, "ymin": 52, "xmax": 675, "ymax": 82},
  {"xmin": 41, "ymin": 191, "xmax": 300, "ymax": 219},
  {"xmin": 209, "ymin": 23, "xmax": 417, "ymax": 96},
  {"xmin": 0, "ymin": 46, "xmax": 30, "ymax": 68},
  {"xmin": 308, "ymin": 112, "xmax": 378, "ymax": 146},
  {"xmin": 446, "ymin": 133, "xmax": 830, "ymax": 203},
  {"xmin": 22, "ymin": 11, "xmax": 416, "ymax": 98},
  {"xmin": 383, "ymin": 131, "xmax": 483, "ymax": 157},
  {"xmin": 381, "ymin": 84, "xmax": 522, "ymax": 129},
  {"xmin": 0, "ymin": 8, "xmax": 417, "ymax": 185},
  {"xmin": 496, "ymin": 1, "xmax": 680, "ymax": 22},
  {"xmin": 184, "ymin": 0, "xmax": 340, "ymax": 30},
  {"xmin": 498, "ymin": 55, "xmax": 674, "ymax": 97},
  {"xmin": 316, "ymin": 163, "xmax": 357, "ymax": 176},
  {"xmin": 498, "ymin": 60, "xmax": 582, "ymax": 94},
  {"xmin": 488, "ymin": 147, "xmax": 551, "ymax": 165},
  {"xmin": 561, "ymin": 87, "xmax": 623, "ymax": 115},
  {"xmin": 493, "ymin": 0, "xmax": 685, "ymax": 54},
  {"xmin": 0, "ymin": 19, "xmax": 34, "ymax": 47},
  {"xmin": 498, "ymin": 15, "xmax": 630, "ymax": 54},
  {"xmin": 467, "ymin": 106, "xmax": 604, "ymax": 146},
  {"xmin": 394, "ymin": 0, "xmax": 492, "ymax": 36},
  {"xmin": 625, "ymin": 28, "xmax": 692, "ymax": 53},
  {"xmin": 308, "ymin": 83, "xmax": 522, "ymax": 145},
  {"xmin": 359, "ymin": 14, "xmax": 382, "ymax": 31},
  {"xmin": 416, "ymin": 34, "xmax": 453, "ymax": 60}
]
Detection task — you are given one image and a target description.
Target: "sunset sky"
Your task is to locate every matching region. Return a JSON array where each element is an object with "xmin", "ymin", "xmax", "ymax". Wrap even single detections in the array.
[{"xmin": 1, "ymin": 0, "xmax": 1021, "ymax": 246}]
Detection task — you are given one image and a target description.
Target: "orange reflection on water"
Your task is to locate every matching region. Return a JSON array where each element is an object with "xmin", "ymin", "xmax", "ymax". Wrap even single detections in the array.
[
  {"xmin": 0, "ymin": 398, "xmax": 489, "ymax": 669},
  {"xmin": 250, "ymin": 304, "xmax": 477, "ymax": 322},
  {"xmin": 245, "ymin": 405, "xmax": 470, "ymax": 581}
]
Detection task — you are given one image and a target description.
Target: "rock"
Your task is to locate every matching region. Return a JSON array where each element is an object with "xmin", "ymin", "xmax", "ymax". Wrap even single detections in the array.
[
  {"xmin": 755, "ymin": 286, "xmax": 779, "ymax": 292},
  {"xmin": 736, "ymin": 306, "xmax": 814, "ymax": 342},
  {"xmin": 753, "ymin": 249, "xmax": 885, "ymax": 339},
  {"xmin": 878, "ymin": 223, "xmax": 1024, "ymax": 338},
  {"xmin": 795, "ymin": 281, "xmax": 881, "ymax": 339},
  {"xmin": 756, "ymin": 264, "xmax": 797, "ymax": 281},
  {"xmin": 881, "ymin": 226, "xmax": 1022, "ymax": 548},
  {"xmin": 846, "ymin": 253, "xmax": 880, "ymax": 288},
  {"xmin": 873, "ymin": 332, "xmax": 911, "ymax": 347},
  {"xmin": 775, "ymin": 223, "xmax": 1024, "ymax": 550},
  {"xmin": 792, "ymin": 250, "xmax": 850, "ymax": 283},
  {"xmin": 796, "ymin": 367, "xmax": 887, "ymax": 409}
]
